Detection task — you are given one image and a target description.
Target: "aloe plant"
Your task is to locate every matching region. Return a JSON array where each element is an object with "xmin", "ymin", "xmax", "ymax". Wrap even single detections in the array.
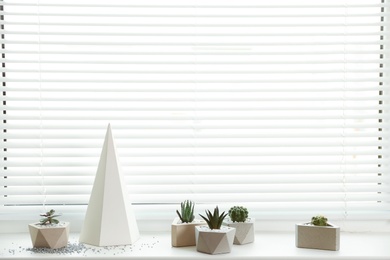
[
  {"xmin": 228, "ymin": 206, "xmax": 248, "ymax": 223},
  {"xmin": 176, "ymin": 200, "xmax": 195, "ymax": 223},
  {"xmin": 39, "ymin": 209, "xmax": 61, "ymax": 225},
  {"xmin": 311, "ymin": 215, "xmax": 328, "ymax": 226},
  {"xmin": 199, "ymin": 206, "xmax": 228, "ymax": 230}
]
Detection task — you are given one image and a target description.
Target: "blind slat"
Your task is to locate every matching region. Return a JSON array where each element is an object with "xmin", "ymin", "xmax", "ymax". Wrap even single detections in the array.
[
  {"xmin": 3, "ymin": 167, "xmax": 387, "ymax": 177},
  {"xmin": 1, "ymin": 11, "xmax": 387, "ymax": 18},
  {"xmin": 2, "ymin": 21, "xmax": 390, "ymax": 27},
  {"xmin": 1, "ymin": 50, "xmax": 390, "ymax": 55},
  {"xmin": 2, "ymin": 40, "xmax": 389, "ymax": 46},
  {"xmin": 2, "ymin": 3, "xmax": 390, "ymax": 8},
  {"xmin": 5, "ymin": 31, "xmax": 390, "ymax": 37}
]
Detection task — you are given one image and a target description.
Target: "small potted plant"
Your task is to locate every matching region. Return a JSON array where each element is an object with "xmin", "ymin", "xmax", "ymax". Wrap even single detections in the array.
[
  {"xmin": 295, "ymin": 215, "xmax": 340, "ymax": 251},
  {"xmin": 224, "ymin": 206, "xmax": 255, "ymax": 245},
  {"xmin": 28, "ymin": 209, "xmax": 70, "ymax": 249},
  {"xmin": 171, "ymin": 200, "xmax": 205, "ymax": 247},
  {"xmin": 195, "ymin": 206, "xmax": 236, "ymax": 255}
]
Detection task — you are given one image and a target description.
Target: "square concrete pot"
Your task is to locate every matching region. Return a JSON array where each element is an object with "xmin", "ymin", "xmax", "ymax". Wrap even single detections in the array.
[
  {"xmin": 295, "ymin": 222, "xmax": 340, "ymax": 251},
  {"xmin": 195, "ymin": 226, "xmax": 236, "ymax": 255},
  {"xmin": 171, "ymin": 217, "xmax": 206, "ymax": 247},
  {"xmin": 29, "ymin": 222, "xmax": 70, "ymax": 249},
  {"xmin": 224, "ymin": 217, "xmax": 255, "ymax": 245}
]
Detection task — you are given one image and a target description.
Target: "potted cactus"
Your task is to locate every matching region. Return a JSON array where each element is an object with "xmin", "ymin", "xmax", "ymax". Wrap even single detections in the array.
[
  {"xmin": 295, "ymin": 215, "xmax": 340, "ymax": 251},
  {"xmin": 171, "ymin": 200, "xmax": 205, "ymax": 247},
  {"xmin": 28, "ymin": 209, "xmax": 70, "ymax": 249},
  {"xmin": 224, "ymin": 206, "xmax": 255, "ymax": 245},
  {"xmin": 195, "ymin": 206, "xmax": 236, "ymax": 255}
]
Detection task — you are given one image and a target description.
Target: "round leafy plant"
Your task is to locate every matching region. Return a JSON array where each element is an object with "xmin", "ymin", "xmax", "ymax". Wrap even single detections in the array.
[
  {"xmin": 39, "ymin": 209, "xmax": 61, "ymax": 225},
  {"xmin": 311, "ymin": 215, "xmax": 329, "ymax": 226},
  {"xmin": 228, "ymin": 206, "xmax": 249, "ymax": 223}
]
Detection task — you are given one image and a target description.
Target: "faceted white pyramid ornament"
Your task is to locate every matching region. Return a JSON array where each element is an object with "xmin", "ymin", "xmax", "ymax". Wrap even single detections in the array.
[{"xmin": 79, "ymin": 124, "xmax": 140, "ymax": 246}]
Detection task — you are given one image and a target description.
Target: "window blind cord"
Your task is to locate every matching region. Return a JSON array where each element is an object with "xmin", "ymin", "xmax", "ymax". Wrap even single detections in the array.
[
  {"xmin": 342, "ymin": 2, "xmax": 348, "ymax": 225},
  {"xmin": 37, "ymin": 0, "xmax": 47, "ymax": 212},
  {"xmin": 190, "ymin": 5, "xmax": 199, "ymax": 202}
]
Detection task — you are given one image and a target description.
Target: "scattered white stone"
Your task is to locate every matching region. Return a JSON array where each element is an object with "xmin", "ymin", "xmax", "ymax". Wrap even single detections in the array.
[
  {"xmin": 26, "ymin": 242, "xmax": 87, "ymax": 255},
  {"xmin": 4, "ymin": 236, "xmax": 161, "ymax": 257}
]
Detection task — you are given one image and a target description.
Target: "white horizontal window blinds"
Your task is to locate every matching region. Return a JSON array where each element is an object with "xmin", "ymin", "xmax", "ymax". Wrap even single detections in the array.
[{"xmin": 1, "ymin": 0, "xmax": 389, "ymax": 223}]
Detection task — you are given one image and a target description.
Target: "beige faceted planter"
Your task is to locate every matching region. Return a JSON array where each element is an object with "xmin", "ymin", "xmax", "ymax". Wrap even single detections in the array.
[
  {"xmin": 225, "ymin": 218, "xmax": 255, "ymax": 245},
  {"xmin": 29, "ymin": 222, "xmax": 70, "ymax": 249},
  {"xmin": 195, "ymin": 226, "xmax": 236, "ymax": 255},
  {"xmin": 295, "ymin": 222, "xmax": 340, "ymax": 251},
  {"xmin": 171, "ymin": 217, "xmax": 206, "ymax": 247}
]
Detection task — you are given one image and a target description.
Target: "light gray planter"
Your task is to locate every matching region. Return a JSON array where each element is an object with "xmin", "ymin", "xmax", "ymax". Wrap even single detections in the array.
[
  {"xmin": 29, "ymin": 222, "xmax": 70, "ymax": 249},
  {"xmin": 195, "ymin": 226, "xmax": 236, "ymax": 255},
  {"xmin": 295, "ymin": 222, "xmax": 340, "ymax": 251},
  {"xmin": 171, "ymin": 217, "xmax": 206, "ymax": 247},
  {"xmin": 224, "ymin": 218, "xmax": 255, "ymax": 245}
]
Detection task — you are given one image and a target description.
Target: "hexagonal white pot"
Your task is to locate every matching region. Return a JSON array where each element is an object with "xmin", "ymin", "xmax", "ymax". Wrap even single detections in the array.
[
  {"xmin": 171, "ymin": 217, "xmax": 206, "ymax": 247},
  {"xmin": 29, "ymin": 222, "xmax": 70, "ymax": 249},
  {"xmin": 195, "ymin": 226, "xmax": 236, "ymax": 255},
  {"xmin": 295, "ymin": 222, "xmax": 340, "ymax": 251},
  {"xmin": 224, "ymin": 217, "xmax": 255, "ymax": 245}
]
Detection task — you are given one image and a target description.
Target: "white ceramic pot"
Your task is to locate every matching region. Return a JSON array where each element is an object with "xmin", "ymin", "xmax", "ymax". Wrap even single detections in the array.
[
  {"xmin": 29, "ymin": 222, "xmax": 70, "ymax": 249},
  {"xmin": 195, "ymin": 225, "xmax": 236, "ymax": 255},
  {"xmin": 295, "ymin": 222, "xmax": 340, "ymax": 251},
  {"xmin": 225, "ymin": 217, "xmax": 255, "ymax": 245},
  {"xmin": 171, "ymin": 217, "xmax": 206, "ymax": 247}
]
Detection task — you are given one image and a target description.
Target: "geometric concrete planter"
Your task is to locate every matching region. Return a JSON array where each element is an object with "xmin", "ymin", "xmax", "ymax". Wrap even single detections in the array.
[
  {"xmin": 295, "ymin": 222, "xmax": 340, "ymax": 251},
  {"xmin": 29, "ymin": 222, "xmax": 70, "ymax": 249},
  {"xmin": 171, "ymin": 217, "xmax": 206, "ymax": 247},
  {"xmin": 225, "ymin": 218, "xmax": 255, "ymax": 245},
  {"xmin": 195, "ymin": 226, "xmax": 236, "ymax": 255}
]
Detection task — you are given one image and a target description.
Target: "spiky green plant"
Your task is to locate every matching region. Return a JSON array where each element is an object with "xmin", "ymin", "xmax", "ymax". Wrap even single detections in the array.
[
  {"xmin": 228, "ymin": 206, "xmax": 248, "ymax": 222},
  {"xmin": 176, "ymin": 200, "xmax": 195, "ymax": 223},
  {"xmin": 39, "ymin": 209, "xmax": 61, "ymax": 225},
  {"xmin": 311, "ymin": 215, "xmax": 328, "ymax": 226},
  {"xmin": 199, "ymin": 206, "xmax": 228, "ymax": 230}
]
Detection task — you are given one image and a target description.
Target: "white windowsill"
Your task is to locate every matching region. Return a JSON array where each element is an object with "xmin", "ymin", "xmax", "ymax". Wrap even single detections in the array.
[{"xmin": 1, "ymin": 231, "xmax": 390, "ymax": 260}]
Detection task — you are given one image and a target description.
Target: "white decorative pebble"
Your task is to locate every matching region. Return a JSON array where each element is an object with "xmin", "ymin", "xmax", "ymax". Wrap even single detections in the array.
[
  {"xmin": 26, "ymin": 242, "xmax": 87, "ymax": 255},
  {"xmin": 2, "ymin": 236, "xmax": 161, "ymax": 257}
]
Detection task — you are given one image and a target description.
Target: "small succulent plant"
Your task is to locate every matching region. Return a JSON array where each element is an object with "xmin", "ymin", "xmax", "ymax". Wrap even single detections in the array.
[
  {"xmin": 311, "ymin": 215, "xmax": 328, "ymax": 226},
  {"xmin": 199, "ymin": 206, "xmax": 228, "ymax": 230},
  {"xmin": 176, "ymin": 200, "xmax": 195, "ymax": 223},
  {"xmin": 228, "ymin": 206, "xmax": 249, "ymax": 222},
  {"xmin": 39, "ymin": 209, "xmax": 61, "ymax": 225}
]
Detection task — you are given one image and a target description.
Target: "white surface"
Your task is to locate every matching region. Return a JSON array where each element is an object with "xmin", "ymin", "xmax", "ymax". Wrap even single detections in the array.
[
  {"xmin": 1, "ymin": 232, "xmax": 389, "ymax": 260},
  {"xmin": 79, "ymin": 124, "xmax": 140, "ymax": 246}
]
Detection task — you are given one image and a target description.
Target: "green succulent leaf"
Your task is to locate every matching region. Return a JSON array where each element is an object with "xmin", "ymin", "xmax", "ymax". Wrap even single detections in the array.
[
  {"xmin": 176, "ymin": 200, "xmax": 195, "ymax": 223},
  {"xmin": 199, "ymin": 206, "xmax": 227, "ymax": 229},
  {"xmin": 39, "ymin": 209, "xmax": 61, "ymax": 225},
  {"xmin": 51, "ymin": 219, "xmax": 59, "ymax": 224}
]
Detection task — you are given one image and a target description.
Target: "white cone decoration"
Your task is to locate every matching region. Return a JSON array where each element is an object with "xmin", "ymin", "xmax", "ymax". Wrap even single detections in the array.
[{"xmin": 80, "ymin": 124, "xmax": 140, "ymax": 246}]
